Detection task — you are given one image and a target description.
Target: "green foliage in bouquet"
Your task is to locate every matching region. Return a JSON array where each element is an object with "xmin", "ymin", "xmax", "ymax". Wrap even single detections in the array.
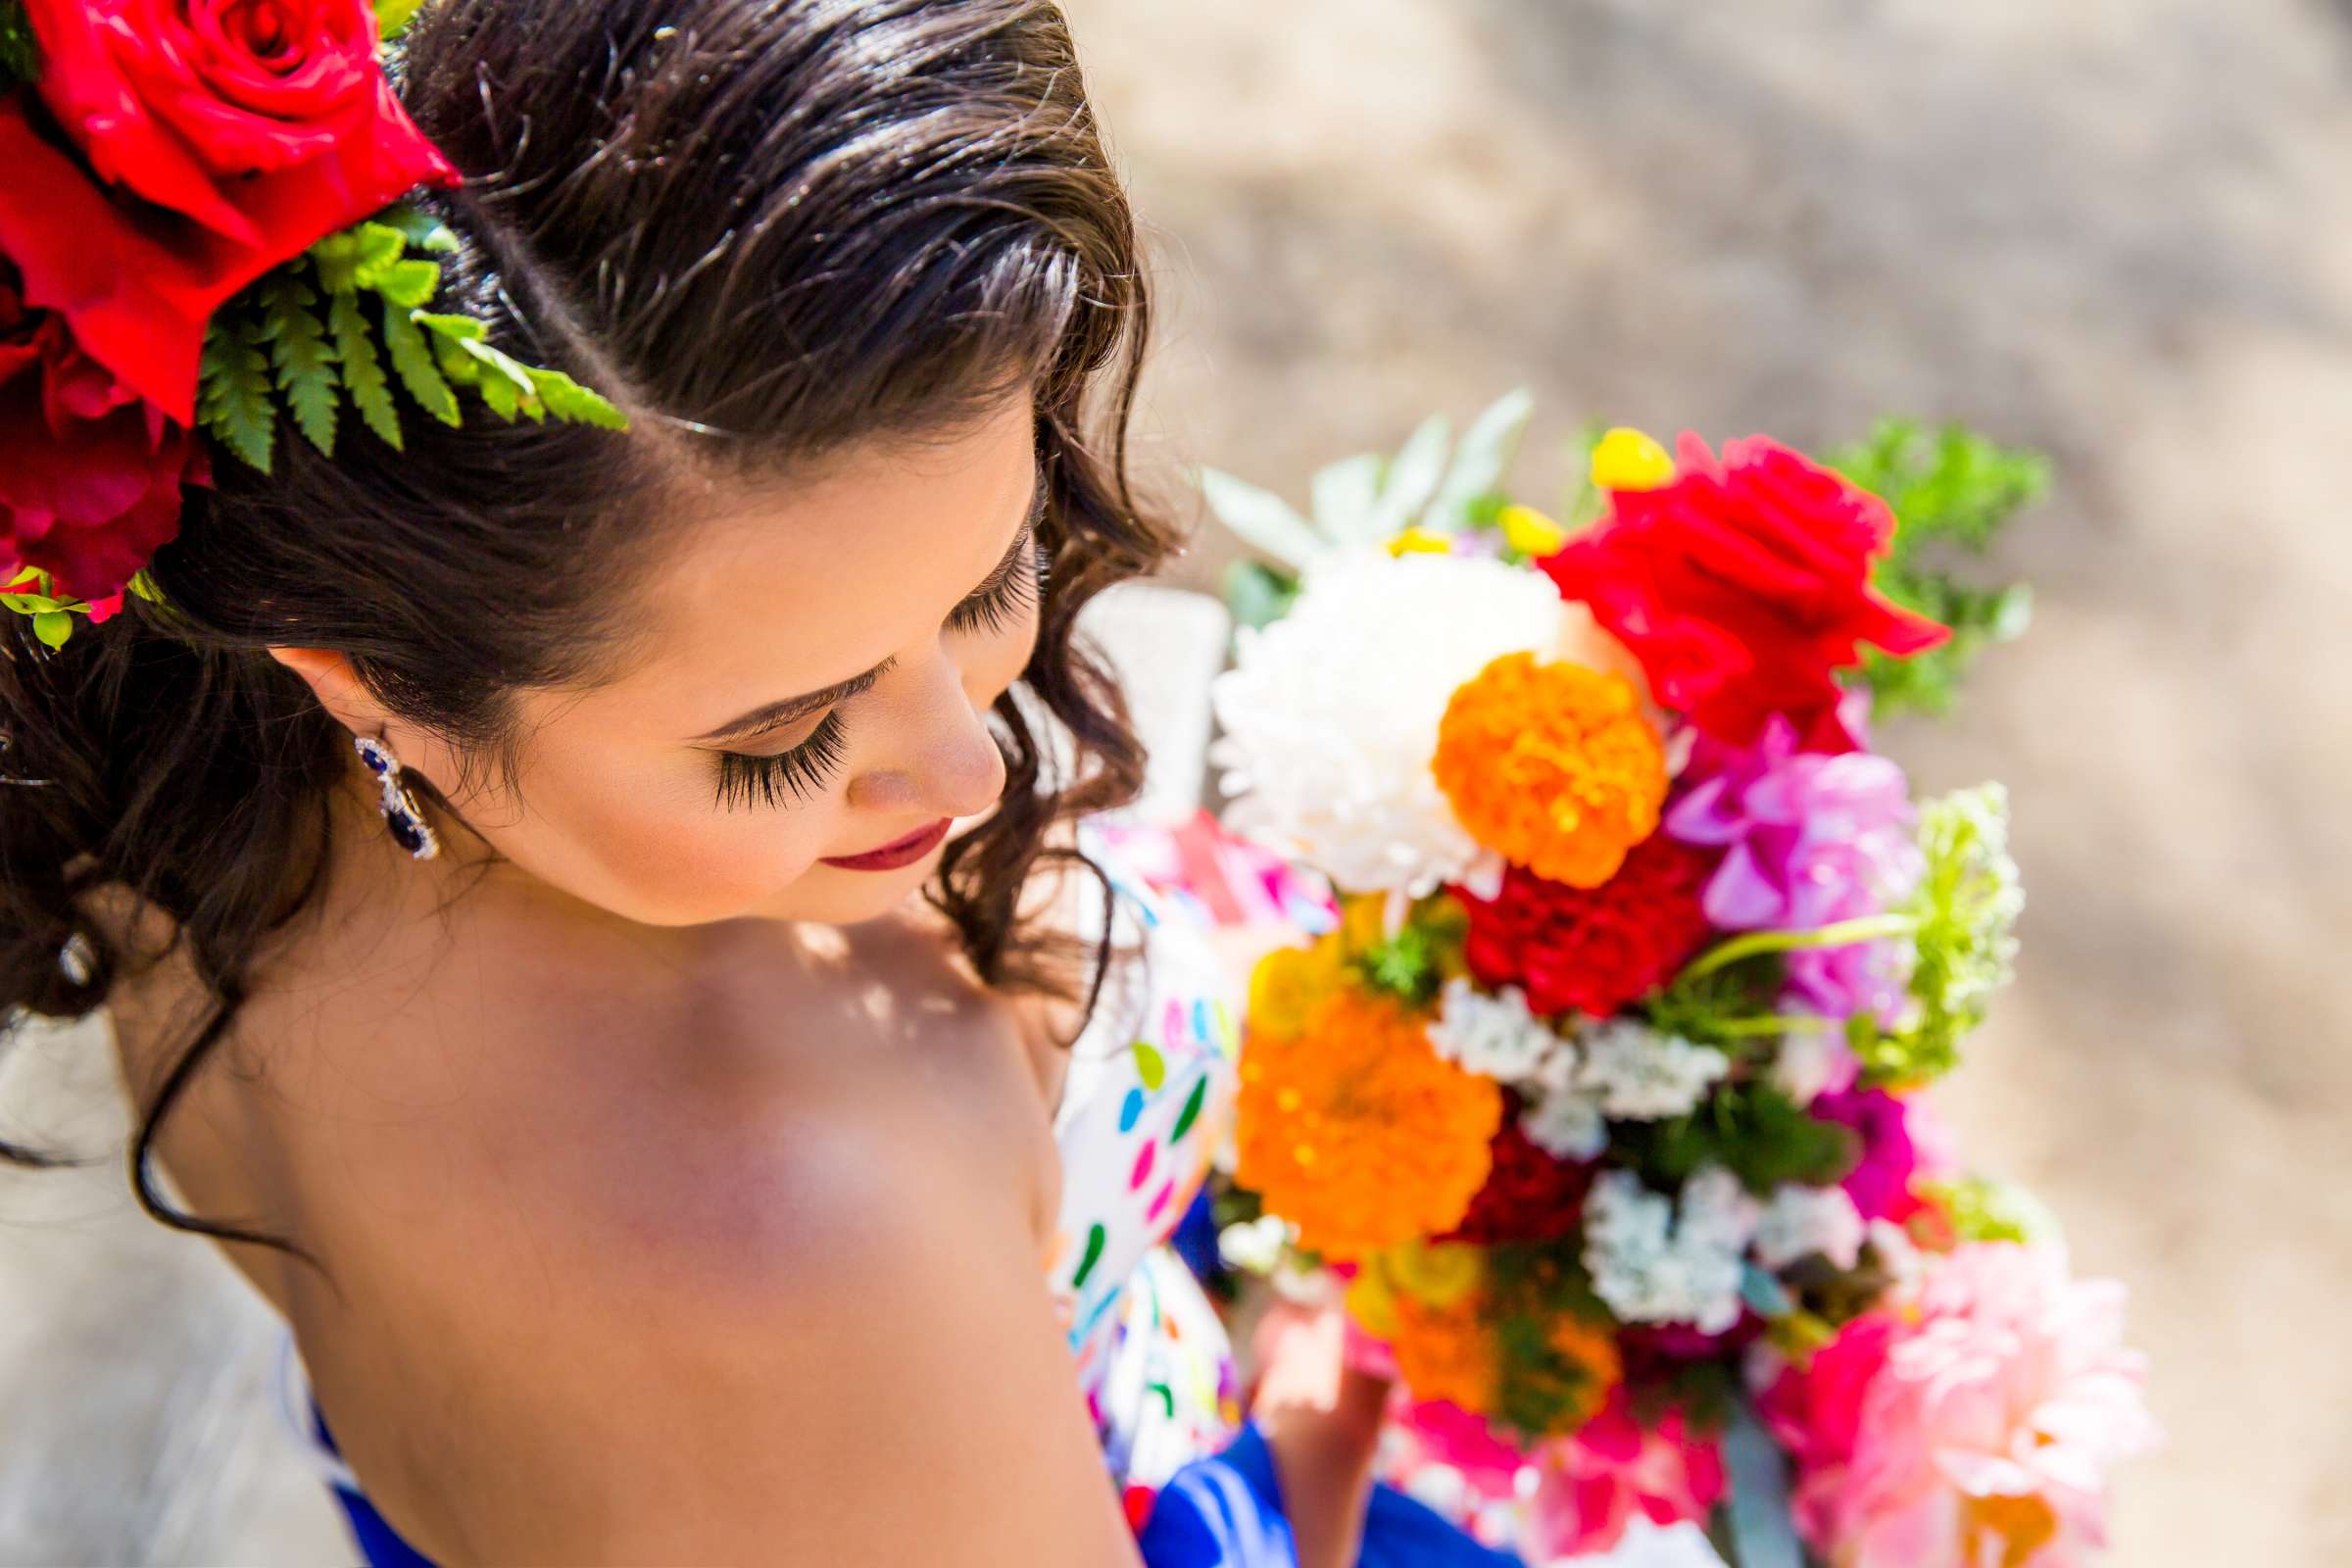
[
  {"xmin": 2, "ymin": 565, "xmax": 161, "ymax": 651},
  {"xmin": 1619, "ymin": 1081, "xmax": 1857, "ymax": 1198},
  {"xmin": 1827, "ymin": 419, "xmax": 2048, "ymax": 718},
  {"xmin": 1919, "ymin": 1173, "xmax": 2061, "ymax": 1245},
  {"xmin": 1485, "ymin": 1245, "xmax": 1620, "ymax": 1440},
  {"xmin": 198, "ymin": 204, "xmax": 626, "ymax": 476},
  {"xmin": 1202, "ymin": 389, "xmax": 1537, "ymax": 631},
  {"xmin": 1852, "ymin": 784, "xmax": 2024, "ymax": 1088}
]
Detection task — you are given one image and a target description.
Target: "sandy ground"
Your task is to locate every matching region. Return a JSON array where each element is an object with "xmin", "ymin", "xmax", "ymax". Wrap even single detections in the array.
[
  {"xmin": 2, "ymin": 2, "xmax": 2345, "ymax": 1563},
  {"xmin": 1060, "ymin": 0, "xmax": 2352, "ymax": 1561}
]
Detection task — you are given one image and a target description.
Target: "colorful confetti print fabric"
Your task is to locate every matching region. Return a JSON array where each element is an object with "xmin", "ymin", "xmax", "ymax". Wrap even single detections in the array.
[{"xmin": 1049, "ymin": 824, "xmax": 1246, "ymax": 1488}]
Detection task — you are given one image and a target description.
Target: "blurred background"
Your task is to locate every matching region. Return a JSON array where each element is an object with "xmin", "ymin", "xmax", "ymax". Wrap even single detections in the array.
[
  {"xmin": 3, "ymin": 1, "xmax": 2344, "ymax": 1562},
  {"xmin": 1062, "ymin": 0, "xmax": 2352, "ymax": 1562}
]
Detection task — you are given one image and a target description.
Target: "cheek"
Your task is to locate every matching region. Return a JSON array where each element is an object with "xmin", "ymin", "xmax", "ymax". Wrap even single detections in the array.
[{"xmin": 476, "ymin": 752, "xmax": 842, "ymax": 924}]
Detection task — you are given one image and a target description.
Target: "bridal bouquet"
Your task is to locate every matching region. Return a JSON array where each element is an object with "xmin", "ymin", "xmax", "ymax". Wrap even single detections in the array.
[{"xmin": 1200, "ymin": 398, "xmax": 2158, "ymax": 1567}]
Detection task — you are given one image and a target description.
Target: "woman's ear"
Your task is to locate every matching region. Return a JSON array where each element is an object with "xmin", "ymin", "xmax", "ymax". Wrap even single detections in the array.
[{"xmin": 268, "ymin": 647, "xmax": 394, "ymax": 737}]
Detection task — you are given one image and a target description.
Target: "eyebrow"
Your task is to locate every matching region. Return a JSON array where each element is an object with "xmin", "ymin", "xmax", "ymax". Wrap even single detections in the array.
[{"xmin": 686, "ymin": 458, "xmax": 1049, "ymax": 747}]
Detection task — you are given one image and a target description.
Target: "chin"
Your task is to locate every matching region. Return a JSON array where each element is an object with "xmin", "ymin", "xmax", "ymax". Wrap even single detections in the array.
[{"xmin": 762, "ymin": 861, "xmax": 939, "ymax": 925}]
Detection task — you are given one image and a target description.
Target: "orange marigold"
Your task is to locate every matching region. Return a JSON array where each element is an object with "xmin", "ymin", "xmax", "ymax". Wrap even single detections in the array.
[
  {"xmin": 1236, "ymin": 986, "xmax": 1501, "ymax": 1257},
  {"xmin": 1432, "ymin": 651, "xmax": 1668, "ymax": 888},
  {"xmin": 1392, "ymin": 1283, "xmax": 1501, "ymax": 1414}
]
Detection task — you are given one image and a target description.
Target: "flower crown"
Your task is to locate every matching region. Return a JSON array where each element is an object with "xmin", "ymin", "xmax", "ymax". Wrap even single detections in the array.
[{"xmin": 0, "ymin": 0, "xmax": 627, "ymax": 650}]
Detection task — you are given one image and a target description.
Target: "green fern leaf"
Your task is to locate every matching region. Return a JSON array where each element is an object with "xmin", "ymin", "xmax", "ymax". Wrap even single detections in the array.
[
  {"xmin": 526, "ymin": 367, "xmax": 629, "ymax": 430},
  {"xmin": 376, "ymin": 202, "xmax": 459, "ymax": 255},
  {"xmin": 368, "ymin": 258, "xmax": 443, "ymax": 311},
  {"xmin": 374, "ymin": 0, "xmax": 425, "ymax": 38},
  {"xmin": 329, "ymin": 289, "xmax": 402, "ymax": 451},
  {"xmin": 312, "ymin": 220, "xmax": 409, "ymax": 296},
  {"xmin": 377, "ymin": 202, "xmax": 460, "ymax": 256},
  {"xmin": 456, "ymin": 337, "xmax": 541, "ymax": 418},
  {"xmin": 380, "ymin": 301, "xmax": 460, "ymax": 426},
  {"xmin": 257, "ymin": 271, "xmax": 341, "ymax": 456},
  {"xmin": 410, "ymin": 311, "xmax": 486, "ymax": 342},
  {"xmin": 198, "ymin": 318, "xmax": 277, "ymax": 473}
]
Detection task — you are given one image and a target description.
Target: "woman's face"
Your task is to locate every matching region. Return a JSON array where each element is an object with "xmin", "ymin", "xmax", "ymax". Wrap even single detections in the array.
[{"xmin": 399, "ymin": 395, "xmax": 1046, "ymax": 928}]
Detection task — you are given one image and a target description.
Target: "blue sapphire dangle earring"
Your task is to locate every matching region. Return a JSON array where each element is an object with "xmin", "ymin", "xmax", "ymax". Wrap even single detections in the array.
[{"xmin": 353, "ymin": 734, "xmax": 441, "ymax": 860}]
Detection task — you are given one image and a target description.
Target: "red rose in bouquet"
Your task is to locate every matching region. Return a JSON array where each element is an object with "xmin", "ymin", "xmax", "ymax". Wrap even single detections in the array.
[
  {"xmin": 1542, "ymin": 433, "xmax": 1948, "ymax": 752},
  {"xmin": 1441, "ymin": 1107, "xmax": 1594, "ymax": 1245},
  {"xmin": 1, "ymin": 262, "xmax": 203, "ymax": 605},
  {"xmin": 0, "ymin": 0, "xmax": 457, "ymax": 418},
  {"xmin": 1457, "ymin": 835, "xmax": 1718, "ymax": 1018}
]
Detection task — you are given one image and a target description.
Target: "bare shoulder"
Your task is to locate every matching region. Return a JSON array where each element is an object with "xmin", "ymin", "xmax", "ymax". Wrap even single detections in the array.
[
  {"xmin": 270, "ymin": 909, "xmax": 1118, "ymax": 1563},
  {"xmin": 296, "ymin": 1081, "xmax": 1133, "ymax": 1565}
]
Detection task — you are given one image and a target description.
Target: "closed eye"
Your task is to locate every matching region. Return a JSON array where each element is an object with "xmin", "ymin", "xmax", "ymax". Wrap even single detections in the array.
[{"xmin": 946, "ymin": 523, "xmax": 1040, "ymax": 638}]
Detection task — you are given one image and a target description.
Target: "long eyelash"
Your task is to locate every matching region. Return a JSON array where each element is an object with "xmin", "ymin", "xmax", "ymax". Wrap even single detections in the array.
[
  {"xmin": 947, "ymin": 534, "xmax": 1042, "ymax": 638},
  {"xmin": 713, "ymin": 711, "xmax": 849, "ymax": 810}
]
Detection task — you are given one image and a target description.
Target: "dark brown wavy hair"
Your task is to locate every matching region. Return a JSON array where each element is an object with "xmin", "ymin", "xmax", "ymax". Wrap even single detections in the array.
[{"xmin": 0, "ymin": 0, "xmax": 1172, "ymax": 1274}]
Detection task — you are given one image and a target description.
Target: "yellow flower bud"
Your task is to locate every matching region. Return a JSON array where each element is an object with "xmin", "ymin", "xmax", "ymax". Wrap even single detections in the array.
[
  {"xmin": 1497, "ymin": 504, "xmax": 1568, "ymax": 558},
  {"xmin": 1591, "ymin": 427, "xmax": 1676, "ymax": 492},
  {"xmin": 1386, "ymin": 526, "xmax": 1452, "ymax": 557}
]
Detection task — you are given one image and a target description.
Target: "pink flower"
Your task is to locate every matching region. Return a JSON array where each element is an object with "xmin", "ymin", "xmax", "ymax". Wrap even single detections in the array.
[
  {"xmin": 1810, "ymin": 1087, "xmax": 1951, "ymax": 1224},
  {"xmin": 1762, "ymin": 1242, "xmax": 2160, "ymax": 1568},
  {"xmin": 1666, "ymin": 715, "xmax": 1923, "ymax": 1021},
  {"xmin": 1523, "ymin": 1389, "xmax": 1727, "ymax": 1559}
]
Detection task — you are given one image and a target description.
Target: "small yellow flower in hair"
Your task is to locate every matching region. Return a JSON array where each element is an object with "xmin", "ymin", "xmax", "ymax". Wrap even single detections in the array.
[
  {"xmin": 1497, "ymin": 504, "xmax": 1568, "ymax": 558},
  {"xmin": 1386, "ymin": 526, "xmax": 1452, "ymax": 558},
  {"xmin": 1591, "ymin": 426, "xmax": 1676, "ymax": 492}
]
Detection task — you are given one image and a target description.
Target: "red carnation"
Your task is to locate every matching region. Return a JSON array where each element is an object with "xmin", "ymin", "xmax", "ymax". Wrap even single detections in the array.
[
  {"xmin": 1456, "ymin": 835, "xmax": 1718, "ymax": 1019},
  {"xmin": 0, "ymin": 0, "xmax": 457, "ymax": 420},
  {"xmin": 1441, "ymin": 1105, "xmax": 1594, "ymax": 1245},
  {"xmin": 1541, "ymin": 433, "xmax": 1948, "ymax": 753},
  {"xmin": 1, "ymin": 261, "xmax": 203, "ymax": 604}
]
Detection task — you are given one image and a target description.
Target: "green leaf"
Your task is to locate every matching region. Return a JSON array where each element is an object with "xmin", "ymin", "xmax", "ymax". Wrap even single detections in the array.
[
  {"xmin": 0, "ymin": 0, "xmax": 40, "ymax": 88},
  {"xmin": 329, "ymin": 288, "xmax": 403, "ymax": 450},
  {"xmin": 30, "ymin": 611, "xmax": 72, "ymax": 650},
  {"xmin": 1222, "ymin": 559, "xmax": 1298, "ymax": 633},
  {"xmin": 526, "ymin": 366, "xmax": 629, "ymax": 430},
  {"xmin": 368, "ymin": 257, "xmax": 443, "ymax": 311},
  {"xmin": 1424, "ymin": 387, "xmax": 1534, "ymax": 532},
  {"xmin": 377, "ymin": 202, "xmax": 460, "ymax": 255},
  {"xmin": 257, "ymin": 270, "xmax": 341, "ymax": 456},
  {"xmin": 380, "ymin": 301, "xmax": 460, "ymax": 426},
  {"xmin": 1827, "ymin": 418, "xmax": 2050, "ymax": 716},
  {"xmin": 410, "ymin": 311, "xmax": 486, "ymax": 342},
  {"xmin": 126, "ymin": 570, "xmax": 163, "ymax": 604},
  {"xmin": 373, "ymin": 0, "xmax": 425, "ymax": 38},
  {"xmin": 1196, "ymin": 466, "xmax": 1324, "ymax": 570},
  {"xmin": 1308, "ymin": 454, "xmax": 1383, "ymax": 541},
  {"xmin": 1363, "ymin": 413, "xmax": 1451, "ymax": 541},
  {"xmin": 311, "ymin": 220, "xmax": 410, "ymax": 295},
  {"xmin": 198, "ymin": 318, "xmax": 277, "ymax": 473}
]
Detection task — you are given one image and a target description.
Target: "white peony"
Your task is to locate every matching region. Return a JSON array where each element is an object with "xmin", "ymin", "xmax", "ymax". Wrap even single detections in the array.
[{"xmin": 1210, "ymin": 550, "xmax": 1570, "ymax": 898}]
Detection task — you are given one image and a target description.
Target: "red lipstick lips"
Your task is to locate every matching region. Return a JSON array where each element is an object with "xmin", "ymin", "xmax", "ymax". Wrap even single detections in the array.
[{"xmin": 818, "ymin": 818, "xmax": 952, "ymax": 872}]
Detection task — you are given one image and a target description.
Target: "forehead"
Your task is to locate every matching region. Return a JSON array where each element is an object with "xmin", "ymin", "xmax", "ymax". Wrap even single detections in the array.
[{"xmin": 612, "ymin": 400, "xmax": 1040, "ymax": 718}]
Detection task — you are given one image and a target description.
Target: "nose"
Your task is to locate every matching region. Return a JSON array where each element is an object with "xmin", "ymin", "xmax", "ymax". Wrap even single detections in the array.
[{"xmin": 844, "ymin": 652, "xmax": 1008, "ymax": 819}]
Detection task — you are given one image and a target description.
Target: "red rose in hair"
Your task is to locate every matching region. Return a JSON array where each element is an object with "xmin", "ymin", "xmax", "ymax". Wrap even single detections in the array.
[
  {"xmin": 0, "ymin": 0, "xmax": 456, "ymax": 418},
  {"xmin": 0, "ymin": 262, "xmax": 204, "ymax": 605},
  {"xmin": 1441, "ymin": 1106, "xmax": 1594, "ymax": 1245},
  {"xmin": 1456, "ymin": 836, "xmax": 1717, "ymax": 1019},
  {"xmin": 1541, "ymin": 433, "xmax": 1947, "ymax": 752}
]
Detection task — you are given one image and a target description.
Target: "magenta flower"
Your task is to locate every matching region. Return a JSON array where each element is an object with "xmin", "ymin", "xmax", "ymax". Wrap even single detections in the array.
[
  {"xmin": 1666, "ymin": 714, "xmax": 1923, "ymax": 1020},
  {"xmin": 1811, "ymin": 1086, "xmax": 1951, "ymax": 1223}
]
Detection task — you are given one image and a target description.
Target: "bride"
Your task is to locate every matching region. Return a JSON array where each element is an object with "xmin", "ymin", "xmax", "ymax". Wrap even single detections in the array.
[{"xmin": 0, "ymin": 2, "xmax": 1516, "ymax": 1564}]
